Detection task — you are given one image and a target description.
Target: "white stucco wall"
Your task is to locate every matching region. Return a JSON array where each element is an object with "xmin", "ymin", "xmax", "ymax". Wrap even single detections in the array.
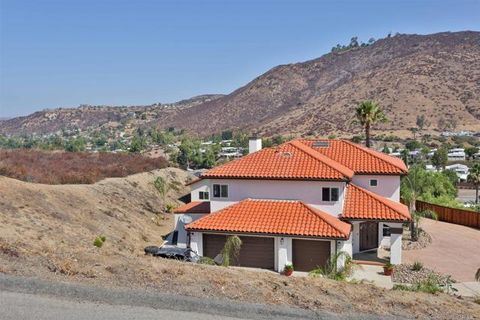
[
  {"xmin": 173, "ymin": 213, "xmax": 208, "ymax": 248},
  {"xmin": 191, "ymin": 179, "xmax": 346, "ymax": 216},
  {"xmin": 351, "ymin": 175, "xmax": 400, "ymax": 201},
  {"xmin": 189, "ymin": 232, "xmax": 203, "ymax": 255}
]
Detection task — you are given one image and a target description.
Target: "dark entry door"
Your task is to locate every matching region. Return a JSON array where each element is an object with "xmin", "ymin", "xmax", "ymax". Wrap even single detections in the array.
[{"xmin": 359, "ymin": 222, "xmax": 378, "ymax": 251}]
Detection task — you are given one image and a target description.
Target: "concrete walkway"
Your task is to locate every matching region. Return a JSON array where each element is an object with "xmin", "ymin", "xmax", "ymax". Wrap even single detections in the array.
[
  {"xmin": 403, "ymin": 219, "xmax": 480, "ymax": 282},
  {"xmin": 349, "ymin": 265, "xmax": 393, "ymax": 289},
  {"xmin": 452, "ymin": 282, "xmax": 480, "ymax": 297}
]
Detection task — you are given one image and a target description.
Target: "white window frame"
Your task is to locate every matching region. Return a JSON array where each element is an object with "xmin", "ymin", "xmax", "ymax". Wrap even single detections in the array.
[
  {"xmin": 212, "ymin": 184, "xmax": 229, "ymax": 198},
  {"xmin": 322, "ymin": 187, "xmax": 339, "ymax": 202},
  {"xmin": 199, "ymin": 191, "xmax": 209, "ymax": 200}
]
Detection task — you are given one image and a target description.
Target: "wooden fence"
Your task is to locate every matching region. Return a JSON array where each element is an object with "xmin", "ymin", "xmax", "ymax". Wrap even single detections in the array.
[{"xmin": 415, "ymin": 200, "xmax": 480, "ymax": 229}]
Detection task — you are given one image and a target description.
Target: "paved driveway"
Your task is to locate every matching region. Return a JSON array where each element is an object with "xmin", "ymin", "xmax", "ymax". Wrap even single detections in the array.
[{"xmin": 403, "ymin": 219, "xmax": 480, "ymax": 281}]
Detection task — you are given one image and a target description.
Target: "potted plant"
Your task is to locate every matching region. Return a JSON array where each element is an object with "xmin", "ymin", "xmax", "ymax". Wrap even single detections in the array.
[
  {"xmin": 383, "ymin": 262, "xmax": 394, "ymax": 276},
  {"xmin": 284, "ymin": 264, "xmax": 294, "ymax": 276}
]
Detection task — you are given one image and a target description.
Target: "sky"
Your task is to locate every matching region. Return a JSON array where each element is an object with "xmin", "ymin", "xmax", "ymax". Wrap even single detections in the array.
[{"xmin": 0, "ymin": 0, "xmax": 479, "ymax": 118}]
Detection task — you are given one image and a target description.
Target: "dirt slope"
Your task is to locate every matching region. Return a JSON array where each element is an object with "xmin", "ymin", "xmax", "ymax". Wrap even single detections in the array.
[
  {"xmin": 154, "ymin": 31, "xmax": 480, "ymax": 137},
  {"xmin": 0, "ymin": 170, "xmax": 479, "ymax": 319}
]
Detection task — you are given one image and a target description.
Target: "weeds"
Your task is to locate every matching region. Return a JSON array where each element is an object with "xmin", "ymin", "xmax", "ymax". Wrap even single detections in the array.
[
  {"xmin": 309, "ymin": 251, "xmax": 355, "ymax": 281},
  {"xmin": 411, "ymin": 261, "xmax": 423, "ymax": 271},
  {"xmin": 94, "ymin": 236, "xmax": 106, "ymax": 248}
]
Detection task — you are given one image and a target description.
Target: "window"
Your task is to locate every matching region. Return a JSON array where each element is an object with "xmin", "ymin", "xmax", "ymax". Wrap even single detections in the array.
[
  {"xmin": 370, "ymin": 179, "xmax": 378, "ymax": 187},
  {"xmin": 383, "ymin": 225, "xmax": 391, "ymax": 237},
  {"xmin": 322, "ymin": 187, "xmax": 339, "ymax": 202},
  {"xmin": 213, "ymin": 184, "xmax": 228, "ymax": 198},
  {"xmin": 199, "ymin": 191, "xmax": 209, "ymax": 200}
]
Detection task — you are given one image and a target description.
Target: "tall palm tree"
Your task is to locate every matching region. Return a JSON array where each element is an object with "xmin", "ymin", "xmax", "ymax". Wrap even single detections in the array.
[
  {"xmin": 354, "ymin": 101, "xmax": 387, "ymax": 147},
  {"xmin": 467, "ymin": 163, "xmax": 480, "ymax": 204}
]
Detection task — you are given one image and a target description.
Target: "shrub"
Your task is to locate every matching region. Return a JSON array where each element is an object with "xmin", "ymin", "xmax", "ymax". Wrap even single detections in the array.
[
  {"xmin": 221, "ymin": 236, "xmax": 242, "ymax": 267},
  {"xmin": 309, "ymin": 252, "xmax": 354, "ymax": 281},
  {"xmin": 412, "ymin": 261, "xmax": 423, "ymax": 271},
  {"xmin": 198, "ymin": 256, "xmax": 216, "ymax": 265},
  {"xmin": 393, "ymin": 275, "xmax": 445, "ymax": 294},
  {"xmin": 284, "ymin": 264, "xmax": 294, "ymax": 272},
  {"xmin": 93, "ymin": 236, "xmax": 106, "ymax": 248},
  {"xmin": 0, "ymin": 149, "xmax": 168, "ymax": 184}
]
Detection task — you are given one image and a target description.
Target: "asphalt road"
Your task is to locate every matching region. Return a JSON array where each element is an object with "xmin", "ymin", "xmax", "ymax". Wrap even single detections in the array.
[
  {"xmin": 0, "ymin": 274, "xmax": 395, "ymax": 320},
  {"xmin": 1, "ymin": 290, "xmax": 241, "ymax": 320}
]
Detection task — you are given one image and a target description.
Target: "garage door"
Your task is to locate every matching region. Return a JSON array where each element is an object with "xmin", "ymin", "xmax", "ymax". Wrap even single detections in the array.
[
  {"xmin": 203, "ymin": 234, "xmax": 274, "ymax": 269},
  {"xmin": 292, "ymin": 239, "xmax": 331, "ymax": 272}
]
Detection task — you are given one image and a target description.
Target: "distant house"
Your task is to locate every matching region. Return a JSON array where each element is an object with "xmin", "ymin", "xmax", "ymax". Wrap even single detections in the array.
[
  {"xmin": 447, "ymin": 148, "xmax": 466, "ymax": 161},
  {"xmin": 445, "ymin": 163, "xmax": 469, "ymax": 181},
  {"xmin": 171, "ymin": 138, "xmax": 410, "ymax": 273}
]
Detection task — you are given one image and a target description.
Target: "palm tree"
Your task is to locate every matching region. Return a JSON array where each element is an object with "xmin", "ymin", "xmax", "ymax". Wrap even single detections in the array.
[
  {"xmin": 411, "ymin": 209, "xmax": 438, "ymax": 241},
  {"xmin": 354, "ymin": 101, "xmax": 387, "ymax": 148},
  {"xmin": 467, "ymin": 163, "xmax": 480, "ymax": 204}
]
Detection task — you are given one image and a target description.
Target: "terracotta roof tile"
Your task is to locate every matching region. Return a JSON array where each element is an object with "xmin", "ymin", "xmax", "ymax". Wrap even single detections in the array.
[
  {"xmin": 200, "ymin": 141, "xmax": 353, "ymax": 181},
  {"xmin": 342, "ymin": 184, "xmax": 411, "ymax": 221},
  {"xmin": 301, "ymin": 140, "xmax": 408, "ymax": 175},
  {"xmin": 174, "ymin": 201, "xmax": 211, "ymax": 214},
  {"xmin": 185, "ymin": 199, "xmax": 351, "ymax": 239}
]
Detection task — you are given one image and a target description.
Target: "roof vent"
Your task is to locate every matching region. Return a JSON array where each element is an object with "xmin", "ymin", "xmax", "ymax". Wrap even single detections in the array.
[
  {"xmin": 279, "ymin": 151, "xmax": 293, "ymax": 158},
  {"xmin": 312, "ymin": 141, "xmax": 329, "ymax": 148}
]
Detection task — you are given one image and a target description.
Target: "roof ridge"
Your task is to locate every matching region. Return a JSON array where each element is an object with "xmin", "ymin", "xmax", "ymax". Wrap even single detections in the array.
[
  {"xmin": 341, "ymin": 140, "xmax": 407, "ymax": 173},
  {"xmin": 298, "ymin": 201, "xmax": 350, "ymax": 237},
  {"xmin": 289, "ymin": 140, "xmax": 354, "ymax": 179},
  {"xmin": 348, "ymin": 184, "xmax": 410, "ymax": 219}
]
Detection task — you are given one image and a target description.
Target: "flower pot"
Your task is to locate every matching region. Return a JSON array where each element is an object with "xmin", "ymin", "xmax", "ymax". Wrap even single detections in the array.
[
  {"xmin": 284, "ymin": 269, "xmax": 293, "ymax": 276},
  {"xmin": 383, "ymin": 267, "xmax": 393, "ymax": 276}
]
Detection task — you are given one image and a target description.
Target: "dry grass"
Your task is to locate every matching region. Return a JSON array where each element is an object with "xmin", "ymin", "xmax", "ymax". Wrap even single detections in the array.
[
  {"xmin": 0, "ymin": 149, "xmax": 168, "ymax": 184},
  {"xmin": 0, "ymin": 170, "xmax": 479, "ymax": 319}
]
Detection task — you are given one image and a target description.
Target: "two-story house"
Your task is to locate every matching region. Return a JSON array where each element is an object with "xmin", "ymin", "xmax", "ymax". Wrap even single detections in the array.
[{"xmin": 172, "ymin": 138, "xmax": 410, "ymax": 272}]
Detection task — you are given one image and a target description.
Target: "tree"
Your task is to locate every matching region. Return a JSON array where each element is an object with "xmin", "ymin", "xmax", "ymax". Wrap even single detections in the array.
[
  {"xmin": 129, "ymin": 134, "xmax": 146, "ymax": 153},
  {"xmin": 221, "ymin": 236, "xmax": 242, "ymax": 267},
  {"xmin": 154, "ymin": 176, "xmax": 171, "ymax": 204},
  {"xmin": 431, "ymin": 147, "xmax": 448, "ymax": 170},
  {"xmin": 467, "ymin": 163, "xmax": 480, "ymax": 204},
  {"xmin": 353, "ymin": 101, "xmax": 387, "ymax": 148},
  {"xmin": 465, "ymin": 147, "xmax": 479, "ymax": 160},
  {"xmin": 411, "ymin": 209, "xmax": 438, "ymax": 241},
  {"xmin": 416, "ymin": 114, "xmax": 429, "ymax": 132}
]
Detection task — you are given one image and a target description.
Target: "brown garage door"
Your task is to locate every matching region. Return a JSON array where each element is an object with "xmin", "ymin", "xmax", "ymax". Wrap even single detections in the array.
[
  {"xmin": 293, "ymin": 239, "xmax": 331, "ymax": 272},
  {"xmin": 203, "ymin": 234, "xmax": 274, "ymax": 269}
]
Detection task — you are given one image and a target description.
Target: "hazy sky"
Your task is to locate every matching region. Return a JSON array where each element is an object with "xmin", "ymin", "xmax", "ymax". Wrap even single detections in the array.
[{"xmin": 1, "ymin": 0, "xmax": 479, "ymax": 118}]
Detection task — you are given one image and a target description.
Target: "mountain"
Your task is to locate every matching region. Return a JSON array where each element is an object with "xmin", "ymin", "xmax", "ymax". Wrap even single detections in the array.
[
  {"xmin": 0, "ymin": 94, "xmax": 224, "ymax": 136},
  {"xmin": 153, "ymin": 31, "xmax": 480, "ymax": 137},
  {"xmin": 1, "ymin": 31, "xmax": 479, "ymax": 137}
]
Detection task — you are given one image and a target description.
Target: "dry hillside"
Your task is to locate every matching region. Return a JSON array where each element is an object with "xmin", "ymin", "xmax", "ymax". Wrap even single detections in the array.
[
  {"xmin": 0, "ymin": 171, "xmax": 479, "ymax": 319},
  {"xmin": 154, "ymin": 31, "xmax": 480, "ymax": 137},
  {"xmin": 1, "ymin": 31, "xmax": 478, "ymax": 138}
]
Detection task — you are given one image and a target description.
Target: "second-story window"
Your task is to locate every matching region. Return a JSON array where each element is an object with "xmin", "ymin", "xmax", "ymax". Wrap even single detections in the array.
[
  {"xmin": 213, "ymin": 184, "xmax": 228, "ymax": 198},
  {"xmin": 322, "ymin": 187, "xmax": 339, "ymax": 202},
  {"xmin": 370, "ymin": 179, "xmax": 378, "ymax": 187},
  {"xmin": 199, "ymin": 191, "xmax": 209, "ymax": 200}
]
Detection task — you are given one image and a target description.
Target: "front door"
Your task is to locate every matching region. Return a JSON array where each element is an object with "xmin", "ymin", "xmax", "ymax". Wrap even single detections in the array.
[{"xmin": 359, "ymin": 222, "xmax": 378, "ymax": 251}]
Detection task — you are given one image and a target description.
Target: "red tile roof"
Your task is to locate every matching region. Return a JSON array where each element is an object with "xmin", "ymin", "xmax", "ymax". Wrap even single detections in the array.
[
  {"xmin": 342, "ymin": 184, "xmax": 411, "ymax": 221},
  {"xmin": 301, "ymin": 140, "xmax": 408, "ymax": 175},
  {"xmin": 185, "ymin": 199, "xmax": 351, "ymax": 239},
  {"xmin": 193, "ymin": 139, "xmax": 407, "ymax": 184},
  {"xmin": 174, "ymin": 201, "xmax": 211, "ymax": 214},
  {"xmin": 200, "ymin": 140, "xmax": 354, "ymax": 181}
]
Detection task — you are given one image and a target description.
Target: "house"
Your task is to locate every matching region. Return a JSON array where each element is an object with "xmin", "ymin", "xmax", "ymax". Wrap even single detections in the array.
[
  {"xmin": 172, "ymin": 138, "xmax": 410, "ymax": 272},
  {"xmin": 445, "ymin": 163, "xmax": 469, "ymax": 182},
  {"xmin": 447, "ymin": 148, "xmax": 466, "ymax": 161}
]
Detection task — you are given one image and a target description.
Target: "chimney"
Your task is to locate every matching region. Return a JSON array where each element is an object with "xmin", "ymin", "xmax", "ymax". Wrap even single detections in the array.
[{"xmin": 248, "ymin": 137, "xmax": 262, "ymax": 154}]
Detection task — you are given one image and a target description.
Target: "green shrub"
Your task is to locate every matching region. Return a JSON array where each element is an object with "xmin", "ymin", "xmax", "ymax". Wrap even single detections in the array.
[
  {"xmin": 221, "ymin": 236, "xmax": 242, "ymax": 267},
  {"xmin": 412, "ymin": 261, "xmax": 423, "ymax": 271},
  {"xmin": 393, "ymin": 275, "xmax": 444, "ymax": 294},
  {"xmin": 93, "ymin": 236, "xmax": 106, "ymax": 248},
  {"xmin": 309, "ymin": 252, "xmax": 354, "ymax": 281},
  {"xmin": 198, "ymin": 256, "xmax": 216, "ymax": 265}
]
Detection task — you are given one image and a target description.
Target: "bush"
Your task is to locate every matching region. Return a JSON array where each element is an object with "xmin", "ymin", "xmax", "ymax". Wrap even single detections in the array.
[
  {"xmin": 393, "ymin": 274, "xmax": 449, "ymax": 294},
  {"xmin": 93, "ymin": 236, "xmax": 106, "ymax": 248},
  {"xmin": 198, "ymin": 256, "xmax": 216, "ymax": 265},
  {"xmin": 309, "ymin": 252, "xmax": 354, "ymax": 281},
  {"xmin": 412, "ymin": 261, "xmax": 423, "ymax": 271},
  {"xmin": 0, "ymin": 149, "xmax": 168, "ymax": 184}
]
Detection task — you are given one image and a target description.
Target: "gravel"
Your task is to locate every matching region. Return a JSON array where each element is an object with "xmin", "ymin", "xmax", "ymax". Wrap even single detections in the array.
[
  {"xmin": 402, "ymin": 228, "xmax": 432, "ymax": 250},
  {"xmin": 393, "ymin": 264, "xmax": 455, "ymax": 285}
]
